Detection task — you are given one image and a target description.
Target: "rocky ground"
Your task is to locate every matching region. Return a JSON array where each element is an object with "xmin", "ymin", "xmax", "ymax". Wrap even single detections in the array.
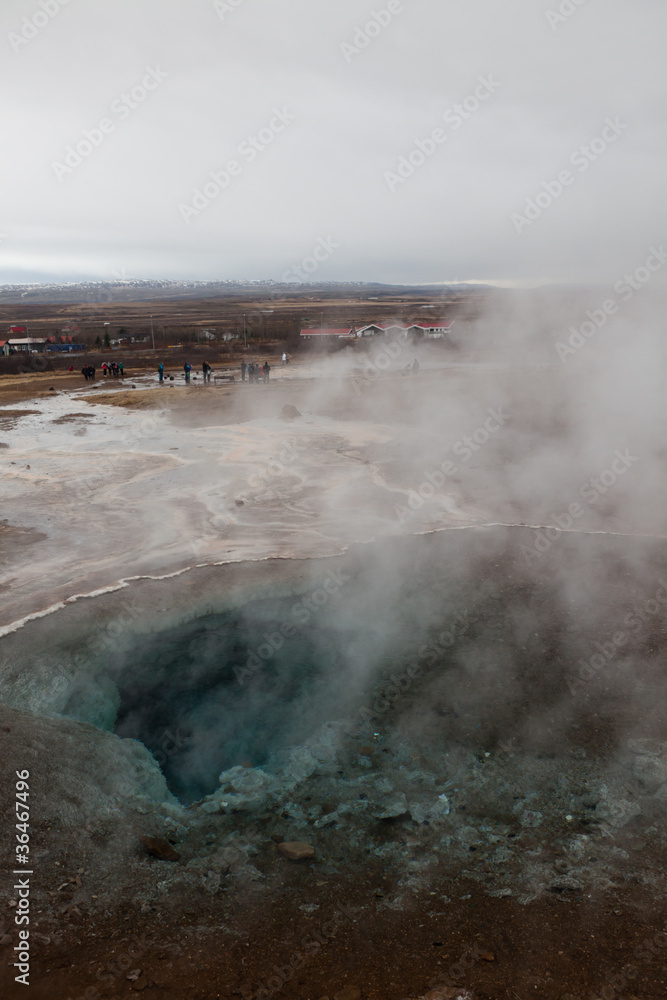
[{"xmin": 2, "ymin": 689, "xmax": 667, "ymax": 1000}]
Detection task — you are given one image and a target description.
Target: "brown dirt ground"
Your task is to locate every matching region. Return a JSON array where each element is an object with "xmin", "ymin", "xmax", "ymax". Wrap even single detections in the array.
[{"xmin": 2, "ymin": 860, "xmax": 666, "ymax": 1000}]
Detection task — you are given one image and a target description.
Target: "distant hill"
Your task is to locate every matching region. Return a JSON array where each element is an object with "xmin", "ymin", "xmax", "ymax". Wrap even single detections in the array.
[{"xmin": 0, "ymin": 279, "xmax": 494, "ymax": 305}]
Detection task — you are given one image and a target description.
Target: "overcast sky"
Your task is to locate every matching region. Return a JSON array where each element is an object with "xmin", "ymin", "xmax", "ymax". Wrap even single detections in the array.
[{"xmin": 1, "ymin": 0, "xmax": 666, "ymax": 286}]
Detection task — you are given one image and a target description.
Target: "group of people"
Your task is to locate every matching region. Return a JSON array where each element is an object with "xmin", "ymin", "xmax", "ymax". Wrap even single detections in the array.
[
  {"xmin": 157, "ymin": 361, "xmax": 213, "ymax": 383},
  {"xmin": 240, "ymin": 361, "xmax": 271, "ymax": 383},
  {"xmin": 155, "ymin": 358, "xmax": 279, "ymax": 385},
  {"xmin": 101, "ymin": 361, "xmax": 124, "ymax": 378},
  {"xmin": 180, "ymin": 362, "xmax": 212, "ymax": 383},
  {"xmin": 80, "ymin": 361, "xmax": 126, "ymax": 380}
]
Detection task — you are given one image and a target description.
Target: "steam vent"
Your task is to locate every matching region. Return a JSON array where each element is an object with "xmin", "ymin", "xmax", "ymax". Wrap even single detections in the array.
[{"xmin": 1, "ymin": 326, "xmax": 666, "ymax": 1000}]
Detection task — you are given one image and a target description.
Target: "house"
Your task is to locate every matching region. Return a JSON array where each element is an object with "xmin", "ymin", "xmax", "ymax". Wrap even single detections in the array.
[
  {"xmin": 408, "ymin": 322, "xmax": 455, "ymax": 339},
  {"xmin": 6, "ymin": 338, "xmax": 48, "ymax": 354},
  {"xmin": 355, "ymin": 322, "xmax": 454, "ymax": 340},
  {"xmin": 356, "ymin": 323, "xmax": 411, "ymax": 339},
  {"xmin": 300, "ymin": 322, "xmax": 455, "ymax": 341},
  {"xmin": 300, "ymin": 328, "xmax": 356, "ymax": 339},
  {"xmin": 363, "ymin": 321, "xmax": 455, "ymax": 339}
]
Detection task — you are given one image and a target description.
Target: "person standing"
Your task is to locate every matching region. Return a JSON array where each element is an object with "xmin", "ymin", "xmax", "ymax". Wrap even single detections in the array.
[
  {"xmin": 102, "ymin": 363, "xmax": 108, "ymax": 378},
  {"xmin": 184, "ymin": 362, "xmax": 191, "ymax": 382},
  {"xmin": 119, "ymin": 362, "xmax": 124, "ymax": 378},
  {"xmin": 90, "ymin": 365, "xmax": 96, "ymax": 380},
  {"xmin": 158, "ymin": 361, "xmax": 164, "ymax": 383},
  {"xmin": 263, "ymin": 361, "xmax": 270, "ymax": 383},
  {"xmin": 81, "ymin": 365, "xmax": 89, "ymax": 381},
  {"xmin": 247, "ymin": 362, "xmax": 254, "ymax": 383},
  {"xmin": 282, "ymin": 352, "xmax": 287, "ymax": 365},
  {"xmin": 241, "ymin": 360, "xmax": 247, "ymax": 382}
]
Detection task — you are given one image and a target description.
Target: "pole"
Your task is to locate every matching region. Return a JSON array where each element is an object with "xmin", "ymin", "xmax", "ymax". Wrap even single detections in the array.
[{"xmin": 150, "ymin": 315, "xmax": 155, "ymax": 351}]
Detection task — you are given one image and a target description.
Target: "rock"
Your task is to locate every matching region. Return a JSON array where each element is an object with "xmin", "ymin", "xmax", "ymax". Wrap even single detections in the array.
[
  {"xmin": 334, "ymin": 988, "xmax": 361, "ymax": 1000},
  {"xmin": 372, "ymin": 793, "xmax": 409, "ymax": 819},
  {"xmin": 129, "ymin": 977, "xmax": 148, "ymax": 991},
  {"xmin": 126, "ymin": 969, "xmax": 142, "ymax": 981},
  {"xmin": 654, "ymin": 783, "xmax": 667, "ymax": 803},
  {"xmin": 410, "ymin": 794, "xmax": 450, "ymax": 824},
  {"xmin": 633, "ymin": 755, "xmax": 667, "ymax": 791},
  {"xmin": 457, "ymin": 825, "xmax": 482, "ymax": 846},
  {"xmin": 548, "ymin": 875, "xmax": 583, "ymax": 893},
  {"xmin": 199, "ymin": 799, "xmax": 223, "ymax": 814},
  {"xmin": 283, "ymin": 746, "xmax": 319, "ymax": 787},
  {"xmin": 520, "ymin": 810, "xmax": 543, "ymax": 828},
  {"xmin": 0, "ymin": 934, "xmax": 13, "ymax": 947},
  {"xmin": 278, "ymin": 841, "xmax": 315, "ymax": 861},
  {"xmin": 281, "ymin": 404, "xmax": 301, "ymax": 420},
  {"xmin": 208, "ymin": 765, "xmax": 280, "ymax": 812},
  {"xmin": 314, "ymin": 809, "xmax": 339, "ymax": 829},
  {"xmin": 140, "ymin": 836, "xmax": 180, "ymax": 862},
  {"xmin": 595, "ymin": 796, "xmax": 641, "ymax": 828},
  {"xmin": 627, "ymin": 738, "xmax": 667, "ymax": 757}
]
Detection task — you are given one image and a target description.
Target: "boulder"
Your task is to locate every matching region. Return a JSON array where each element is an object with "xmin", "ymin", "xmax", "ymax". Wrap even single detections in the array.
[
  {"xmin": 281, "ymin": 404, "xmax": 302, "ymax": 420},
  {"xmin": 278, "ymin": 841, "xmax": 315, "ymax": 861},
  {"xmin": 139, "ymin": 836, "xmax": 180, "ymax": 862}
]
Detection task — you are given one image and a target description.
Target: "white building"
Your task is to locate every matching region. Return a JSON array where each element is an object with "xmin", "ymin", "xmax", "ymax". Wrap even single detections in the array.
[
  {"xmin": 6, "ymin": 338, "xmax": 48, "ymax": 353},
  {"xmin": 355, "ymin": 322, "xmax": 454, "ymax": 340}
]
